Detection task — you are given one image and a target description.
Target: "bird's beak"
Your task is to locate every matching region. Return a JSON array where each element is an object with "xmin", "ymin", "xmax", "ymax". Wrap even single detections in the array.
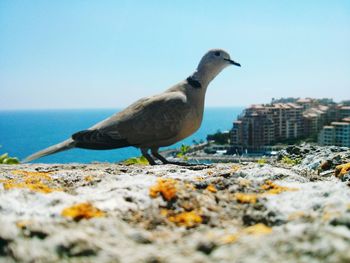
[{"xmin": 224, "ymin": 58, "xmax": 241, "ymax": 67}]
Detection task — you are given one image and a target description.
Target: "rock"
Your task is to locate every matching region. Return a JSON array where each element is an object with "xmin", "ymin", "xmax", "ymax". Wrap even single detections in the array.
[
  {"xmin": 341, "ymin": 173, "xmax": 350, "ymax": 182},
  {"xmin": 56, "ymin": 240, "xmax": 98, "ymax": 258},
  {"xmin": 129, "ymin": 232, "xmax": 153, "ymax": 244},
  {"xmin": 320, "ymin": 160, "xmax": 333, "ymax": 171},
  {"xmin": 0, "ymin": 236, "xmax": 11, "ymax": 256},
  {"xmin": 277, "ymin": 145, "xmax": 350, "ymax": 173},
  {"xmin": 196, "ymin": 241, "xmax": 217, "ymax": 255},
  {"xmin": 0, "ymin": 148, "xmax": 350, "ymax": 262},
  {"xmin": 330, "ymin": 217, "xmax": 350, "ymax": 229}
]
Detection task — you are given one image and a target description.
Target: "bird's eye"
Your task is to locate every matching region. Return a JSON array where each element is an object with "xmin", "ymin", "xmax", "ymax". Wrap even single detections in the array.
[{"xmin": 214, "ymin": 51, "xmax": 220, "ymax": 57}]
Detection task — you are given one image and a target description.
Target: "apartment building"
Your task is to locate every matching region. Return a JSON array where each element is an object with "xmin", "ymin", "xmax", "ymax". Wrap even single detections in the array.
[
  {"xmin": 231, "ymin": 107, "xmax": 275, "ymax": 152},
  {"xmin": 319, "ymin": 121, "xmax": 350, "ymax": 147},
  {"xmin": 318, "ymin": 126, "xmax": 335, "ymax": 145},
  {"xmin": 339, "ymin": 106, "xmax": 350, "ymax": 119},
  {"xmin": 231, "ymin": 98, "xmax": 350, "ymax": 152},
  {"xmin": 231, "ymin": 103, "xmax": 303, "ymax": 152},
  {"xmin": 302, "ymin": 106, "xmax": 329, "ymax": 137},
  {"xmin": 342, "ymin": 117, "xmax": 350, "ymax": 123}
]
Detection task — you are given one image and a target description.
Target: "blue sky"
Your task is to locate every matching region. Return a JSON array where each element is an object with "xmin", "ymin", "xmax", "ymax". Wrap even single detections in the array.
[{"xmin": 0, "ymin": 0, "xmax": 349, "ymax": 109}]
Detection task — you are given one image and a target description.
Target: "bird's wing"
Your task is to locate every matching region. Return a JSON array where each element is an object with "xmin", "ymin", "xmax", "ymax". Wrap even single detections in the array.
[{"xmin": 72, "ymin": 91, "xmax": 191, "ymax": 147}]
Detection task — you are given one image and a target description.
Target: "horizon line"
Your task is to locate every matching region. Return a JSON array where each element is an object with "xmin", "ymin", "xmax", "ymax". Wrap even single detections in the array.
[{"xmin": 0, "ymin": 105, "xmax": 247, "ymax": 111}]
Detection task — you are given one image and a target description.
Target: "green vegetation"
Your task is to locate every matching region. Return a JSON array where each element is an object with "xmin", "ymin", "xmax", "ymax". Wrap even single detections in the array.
[
  {"xmin": 206, "ymin": 130, "xmax": 230, "ymax": 145},
  {"xmin": 0, "ymin": 153, "xmax": 20, "ymax": 164},
  {"xmin": 123, "ymin": 156, "xmax": 149, "ymax": 165},
  {"xmin": 281, "ymin": 156, "xmax": 302, "ymax": 166},
  {"xmin": 176, "ymin": 144, "xmax": 190, "ymax": 160},
  {"xmin": 257, "ymin": 158, "xmax": 267, "ymax": 165},
  {"xmin": 124, "ymin": 144, "xmax": 191, "ymax": 164}
]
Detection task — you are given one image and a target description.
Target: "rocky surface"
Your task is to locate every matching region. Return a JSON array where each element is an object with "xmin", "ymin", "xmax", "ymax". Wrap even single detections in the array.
[{"xmin": 1, "ymin": 145, "xmax": 350, "ymax": 263}]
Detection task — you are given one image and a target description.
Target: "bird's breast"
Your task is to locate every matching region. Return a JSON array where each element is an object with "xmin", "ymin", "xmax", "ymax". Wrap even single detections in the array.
[{"xmin": 176, "ymin": 107, "xmax": 203, "ymax": 141}]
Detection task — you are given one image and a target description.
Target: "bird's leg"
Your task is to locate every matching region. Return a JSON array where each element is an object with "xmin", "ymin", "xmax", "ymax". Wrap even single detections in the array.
[
  {"xmin": 151, "ymin": 148, "xmax": 194, "ymax": 166},
  {"xmin": 151, "ymin": 148, "xmax": 171, "ymax": 164},
  {"xmin": 141, "ymin": 148, "xmax": 156, "ymax": 165}
]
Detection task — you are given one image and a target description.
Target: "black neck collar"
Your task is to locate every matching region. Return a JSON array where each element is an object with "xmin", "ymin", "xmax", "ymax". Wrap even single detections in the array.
[{"xmin": 186, "ymin": 76, "xmax": 202, "ymax": 89}]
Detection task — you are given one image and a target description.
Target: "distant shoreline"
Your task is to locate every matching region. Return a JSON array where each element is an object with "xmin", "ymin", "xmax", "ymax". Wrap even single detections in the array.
[{"xmin": 0, "ymin": 106, "xmax": 247, "ymax": 112}]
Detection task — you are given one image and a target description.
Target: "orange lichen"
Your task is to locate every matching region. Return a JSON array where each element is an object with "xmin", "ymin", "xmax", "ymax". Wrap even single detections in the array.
[
  {"xmin": 61, "ymin": 203, "xmax": 105, "ymax": 221},
  {"xmin": 234, "ymin": 193, "xmax": 258, "ymax": 204},
  {"xmin": 0, "ymin": 170, "xmax": 60, "ymax": 193},
  {"xmin": 167, "ymin": 211, "xmax": 202, "ymax": 227},
  {"xmin": 1, "ymin": 180, "xmax": 55, "ymax": 193},
  {"xmin": 149, "ymin": 178, "xmax": 177, "ymax": 201},
  {"xmin": 206, "ymin": 184, "xmax": 217, "ymax": 193},
  {"xmin": 243, "ymin": 223, "xmax": 272, "ymax": 235},
  {"xmin": 335, "ymin": 163, "xmax": 350, "ymax": 178},
  {"xmin": 261, "ymin": 180, "xmax": 298, "ymax": 195}
]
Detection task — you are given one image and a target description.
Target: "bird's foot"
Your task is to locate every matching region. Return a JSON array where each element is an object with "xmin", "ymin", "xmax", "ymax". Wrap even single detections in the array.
[
  {"xmin": 161, "ymin": 160, "xmax": 212, "ymax": 169},
  {"xmin": 149, "ymin": 150, "xmax": 212, "ymax": 169}
]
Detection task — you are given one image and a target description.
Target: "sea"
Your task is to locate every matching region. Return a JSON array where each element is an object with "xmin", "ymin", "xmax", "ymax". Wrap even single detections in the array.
[{"xmin": 0, "ymin": 107, "xmax": 243, "ymax": 163}]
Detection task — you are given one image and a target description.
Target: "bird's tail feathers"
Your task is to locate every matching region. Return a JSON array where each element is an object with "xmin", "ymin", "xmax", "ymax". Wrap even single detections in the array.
[{"xmin": 22, "ymin": 139, "xmax": 76, "ymax": 163}]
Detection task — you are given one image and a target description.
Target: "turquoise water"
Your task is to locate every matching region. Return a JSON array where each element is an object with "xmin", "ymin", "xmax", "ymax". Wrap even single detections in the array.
[{"xmin": 0, "ymin": 107, "xmax": 243, "ymax": 163}]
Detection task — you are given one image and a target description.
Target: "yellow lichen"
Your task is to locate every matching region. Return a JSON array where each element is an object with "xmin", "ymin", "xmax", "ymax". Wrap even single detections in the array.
[
  {"xmin": 231, "ymin": 165, "xmax": 240, "ymax": 172},
  {"xmin": 2, "ymin": 180, "xmax": 55, "ymax": 193},
  {"xmin": 206, "ymin": 184, "xmax": 217, "ymax": 193},
  {"xmin": 261, "ymin": 180, "xmax": 298, "ymax": 195},
  {"xmin": 233, "ymin": 180, "xmax": 298, "ymax": 204},
  {"xmin": 84, "ymin": 175, "xmax": 94, "ymax": 182},
  {"xmin": 184, "ymin": 183, "xmax": 195, "ymax": 190},
  {"xmin": 61, "ymin": 203, "xmax": 105, "ymax": 221},
  {"xmin": 322, "ymin": 210, "xmax": 341, "ymax": 221},
  {"xmin": 167, "ymin": 211, "xmax": 202, "ymax": 227},
  {"xmin": 0, "ymin": 170, "xmax": 60, "ymax": 193},
  {"xmin": 220, "ymin": 234, "xmax": 239, "ymax": 244},
  {"xmin": 221, "ymin": 223, "xmax": 272, "ymax": 244},
  {"xmin": 335, "ymin": 163, "xmax": 350, "ymax": 178},
  {"xmin": 160, "ymin": 209, "xmax": 169, "ymax": 217},
  {"xmin": 12, "ymin": 170, "xmax": 52, "ymax": 180},
  {"xmin": 16, "ymin": 220, "xmax": 33, "ymax": 229},
  {"xmin": 149, "ymin": 178, "xmax": 177, "ymax": 201},
  {"xmin": 243, "ymin": 223, "xmax": 272, "ymax": 235},
  {"xmin": 234, "ymin": 193, "xmax": 258, "ymax": 204},
  {"xmin": 287, "ymin": 211, "xmax": 306, "ymax": 221},
  {"xmin": 238, "ymin": 178, "xmax": 251, "ymax": 187}
]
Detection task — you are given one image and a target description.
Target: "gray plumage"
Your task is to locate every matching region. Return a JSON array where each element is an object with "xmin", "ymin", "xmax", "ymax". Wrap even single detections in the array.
[{"xmin": 23, "ymin": 49, "xmax": 240, "ymax": 164}]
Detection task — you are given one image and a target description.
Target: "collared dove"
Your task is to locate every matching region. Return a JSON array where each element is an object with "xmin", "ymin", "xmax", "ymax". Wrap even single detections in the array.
[{"xmin": 23, "ymin": 49, "xmax": 240, "ymax": 164}]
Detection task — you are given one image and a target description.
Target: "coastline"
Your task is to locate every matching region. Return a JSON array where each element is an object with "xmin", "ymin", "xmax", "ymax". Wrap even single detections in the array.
[{"xmin": 0, "ymin": 107, "xmax": 244, "ymax": 163}]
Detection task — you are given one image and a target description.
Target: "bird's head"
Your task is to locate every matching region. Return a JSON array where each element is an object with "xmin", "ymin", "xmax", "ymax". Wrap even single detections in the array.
[
  {"xmin": 195, "ymin": 49, "xmax": 240, "ymax": 84},
  {"xmin": 198, "ymin": 49, "xmax": 240, "ymax": 68}
]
